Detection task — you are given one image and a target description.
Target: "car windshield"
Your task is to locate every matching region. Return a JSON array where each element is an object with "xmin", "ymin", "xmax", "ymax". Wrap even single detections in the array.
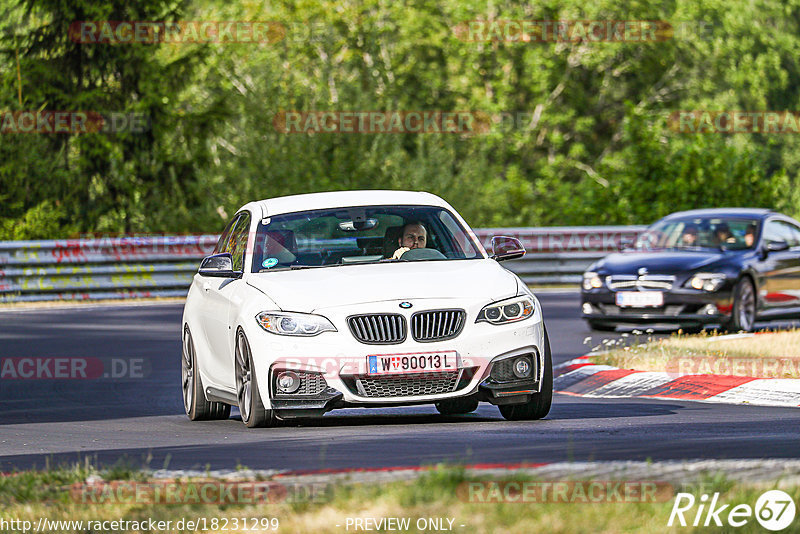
[
  {"xmin": 251, "ymin": 205, "xmax": 483, "ymax": 272},
  {"xmin": 633, "ymin": 217, "xmax": 760, "ymax": 251}
]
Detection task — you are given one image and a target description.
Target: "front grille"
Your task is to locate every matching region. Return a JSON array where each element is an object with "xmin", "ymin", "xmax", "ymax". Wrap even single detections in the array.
[
  {"xmin": 348, "ymin": 314, "xmax": 406, "ymax": 344},
  {"xmin": 354, "ymin": 371, "xmax": 461, "ymax": 397},
  {"xmin": 606, "ymin": 275, "xmax": 675, "ymax": 291},
  {"xmin": 599, "ymin": 304, "xmax": 685, "ymax": 316},
  {"xmin": 411, "ymin": 309, "xmax": 465, "ymax": 342}
]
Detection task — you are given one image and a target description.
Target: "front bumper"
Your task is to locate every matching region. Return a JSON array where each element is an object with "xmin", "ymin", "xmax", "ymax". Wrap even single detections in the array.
[
  {"xmin": 581, "ymin": 286, "xmax": 734, "ymax": 326},
  {"xmin": 244, "ymin": 298, "xmax": 546, "ymax": 413}
]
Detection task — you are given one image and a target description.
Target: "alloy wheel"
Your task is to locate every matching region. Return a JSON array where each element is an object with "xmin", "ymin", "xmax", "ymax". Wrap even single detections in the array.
[
  {"xmin": 738, "ymin": 280, "xmax": 756, "ymax": 331},
  {"xmin": 235, "ymin": 331, "xmax": 253, "ymax": 423},
  {"xmin": 181, "ymin": 329, "xmax": 194, "ymax": 414}
]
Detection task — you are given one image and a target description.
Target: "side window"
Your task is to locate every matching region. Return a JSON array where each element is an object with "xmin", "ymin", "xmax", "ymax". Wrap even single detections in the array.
[
  {"xmin": 764, "ymin": 220, "xmax": 798, "ymax": 247},
  {"xmin": 784, "ymin": 222, "xmax": 800, "ymax": 248},
  {"xmin": 214, "ymin": 215, "xmax": 239, "ymax": 254},
  {"xmin": 227, "ymin": 212, "xmax": 251, "ymax": 272}
]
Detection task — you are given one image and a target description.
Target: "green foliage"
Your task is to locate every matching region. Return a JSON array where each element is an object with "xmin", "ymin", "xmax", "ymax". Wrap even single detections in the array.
[{"xmin": 1, "ymin": 0, "xmax": 799, "ymax": 237}]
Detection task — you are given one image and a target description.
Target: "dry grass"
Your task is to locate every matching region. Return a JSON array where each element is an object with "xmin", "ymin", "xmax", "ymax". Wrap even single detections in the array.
[
  {"xmin": 2, "ymin": 464, "xmax": 796, "ymax": 534},
  {"xmin": 593, "ymin": 330, "xmax": 800, "ymax": 378}
]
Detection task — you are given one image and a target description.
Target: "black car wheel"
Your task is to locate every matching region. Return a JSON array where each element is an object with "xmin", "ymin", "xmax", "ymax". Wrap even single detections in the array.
[
  {"xmin": 726, "ymin": 277, "xmax": 757, "ymax": 332},
  {"xmin": 182, "ymin": 326, "xmax": 231, "ymax": 421},
  {"xmin": 235, "ymin": 329, "xmax": 275, "ymax": 428},
  {"xmin": 499, "ymin": 328, "xmax": 553, "ymax": 421}
]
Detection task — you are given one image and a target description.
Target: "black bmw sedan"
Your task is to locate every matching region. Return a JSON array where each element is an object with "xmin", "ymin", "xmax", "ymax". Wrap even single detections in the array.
[{"xmin": 581, "ymin": 208, "xmax": 800, "ymax": 332}]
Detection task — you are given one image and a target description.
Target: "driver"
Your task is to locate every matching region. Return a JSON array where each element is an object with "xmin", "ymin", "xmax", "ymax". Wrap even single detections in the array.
[
  {"xmin": 680, "ymin": 224, "xmax": 699, "ymax": 247},
  {"xmin": 392, "ymin": 222, "xmax": 427, "ymax": 259}
]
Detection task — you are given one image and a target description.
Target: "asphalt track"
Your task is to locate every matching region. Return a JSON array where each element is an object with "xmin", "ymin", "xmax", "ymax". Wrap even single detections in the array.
[{"xmin": 1, "ymin": 292, "xmax": 798, "ymax": 472}]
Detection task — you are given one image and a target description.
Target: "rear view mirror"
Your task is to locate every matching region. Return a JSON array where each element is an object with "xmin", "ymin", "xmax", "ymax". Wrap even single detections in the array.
[
  {"xmin": 199, "ymin": 253, "xmax": 242, "ymax": 278},
  {"xmin": 491, "ymin": 236, "xmax": 525, "ymax": 262}
]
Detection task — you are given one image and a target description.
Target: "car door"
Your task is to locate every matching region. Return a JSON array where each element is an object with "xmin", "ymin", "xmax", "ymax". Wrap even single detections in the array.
[
  {"xmin": 760, "ymin": 218, "xmax": 800, "ymax": 311},
  {"xmin": 198, "ymin": 211, "xmax": 251, "ymax": 385}
]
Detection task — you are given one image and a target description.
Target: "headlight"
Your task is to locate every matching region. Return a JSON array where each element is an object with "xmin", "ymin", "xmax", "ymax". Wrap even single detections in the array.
[
  {"xmin": 686, "ymin": 273, "xmax": 727, "ymax": 292},
  {"xmin": 582, "ymin": 271, "xmax": 603, "ymax": 290},
  {"xmin": 476, "ymin": 296, "xmax": 535, "ymax": 325},
  {"xmin": 255, "ymin": 312, "xmax": 337, "ymax": 336}
]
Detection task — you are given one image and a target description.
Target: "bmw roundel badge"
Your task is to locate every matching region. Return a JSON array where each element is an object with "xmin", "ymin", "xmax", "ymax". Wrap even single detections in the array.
[{"xmin": 399, "ymin": 302, "xmax": 413, "ymax": 309}]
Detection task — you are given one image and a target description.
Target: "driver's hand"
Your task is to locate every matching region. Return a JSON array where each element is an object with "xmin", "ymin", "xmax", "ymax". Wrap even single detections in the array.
[{"xmin": 392, "ymin": 247, "xmax": 410, "ymax": 259}]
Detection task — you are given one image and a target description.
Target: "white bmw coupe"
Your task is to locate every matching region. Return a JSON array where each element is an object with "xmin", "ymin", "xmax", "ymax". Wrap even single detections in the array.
[{"xmin": 181, "ymin": 190, "xmax": 552, "ymax": 427}]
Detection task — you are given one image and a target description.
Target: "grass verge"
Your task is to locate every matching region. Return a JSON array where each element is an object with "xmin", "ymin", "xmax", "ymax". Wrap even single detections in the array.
[
  {"xmin": 591, "ymin": 330, "xmax": 800, "ymax": 378},
  {"xmin": 1, "ymin": 463, "xmax": 798, "ymax": 533}
]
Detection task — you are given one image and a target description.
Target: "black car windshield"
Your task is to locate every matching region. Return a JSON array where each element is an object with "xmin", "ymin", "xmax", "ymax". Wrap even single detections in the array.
[
  {"xmin": 634, "ymin": 217, "xmax": 760, "ymax": 251},
  {"xmin": 251, "ymin": 205, "xmax": 483, "ymax": 272}
]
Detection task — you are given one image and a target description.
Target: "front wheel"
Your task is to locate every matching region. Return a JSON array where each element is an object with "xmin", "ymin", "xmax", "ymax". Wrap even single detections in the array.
[
  {"xmin": 235, "ymin": 329, "xmax": 275, "ymax": 428},
  {"xmin": 724, "ymin": 278, "xmax": 757, "ymax": 332},
  {"xmin": 499, "ymin": 327, "xmax": 553, "ymax": 421},
  {"xmin": 182, "ymin": 326, "xmax": 230, "ymax": 421}
]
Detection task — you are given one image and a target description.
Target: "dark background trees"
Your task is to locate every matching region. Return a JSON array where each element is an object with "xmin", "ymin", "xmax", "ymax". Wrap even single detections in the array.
[{"xmin": 1, "ymin": 0, "xmax": 798, "ymax": 237}]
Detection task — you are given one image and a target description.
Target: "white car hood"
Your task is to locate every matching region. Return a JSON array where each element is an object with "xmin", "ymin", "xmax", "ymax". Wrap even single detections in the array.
[{"xmin": 246, "ymin": 259, "xmax": 519, "ymax": 313}]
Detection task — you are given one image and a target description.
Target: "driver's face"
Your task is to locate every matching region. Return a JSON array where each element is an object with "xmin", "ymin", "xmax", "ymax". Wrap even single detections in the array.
[{"xmin": 400, "ymin": 224, "xmax": 427, "ymax": 249}]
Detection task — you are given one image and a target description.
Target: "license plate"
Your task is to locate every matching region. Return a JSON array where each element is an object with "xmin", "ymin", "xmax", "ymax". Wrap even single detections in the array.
[
  {"xmin": 367, "ymin": 351, "xmax": 458, "ymax": 375},
  {"xmin": 616, "ymin": 291, "xmax": 664, "ymax": 307}
]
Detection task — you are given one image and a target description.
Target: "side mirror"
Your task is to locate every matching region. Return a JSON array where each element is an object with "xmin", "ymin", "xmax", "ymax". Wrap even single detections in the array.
[
  {"xmin": 491, "ymin": 236, "xmax": 525, "ymax": 262},
  {"xmin": 766, "ymin": 240, "xmax": 790, "ymax": 253},
  {"xmin": 619, "ymin": 236, "xmax": 634, "ymax": 251},
  {"xmin": 199, "ymin": 253, "xmax": 242, "ymax": 278}
]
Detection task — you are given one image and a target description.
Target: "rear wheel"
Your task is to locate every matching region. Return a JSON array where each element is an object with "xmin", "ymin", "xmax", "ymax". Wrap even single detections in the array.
[
  {"xmin": 725, "ymin": 277, "xmax": 757, "ymax": 332},
  {"xmin": 499, "ymin": 328, "xmax": 553, "ymax": 421},
  {"xmin": 435, "ymin": 397, "xmax": 479, "ymax": 415},
  {"xmin": 182, "ymin": 326, "xmax": 231, "ymax": 421},
  {"xmin": 235, "ymin": 329, "xmax": 275, "ymax": 428}
]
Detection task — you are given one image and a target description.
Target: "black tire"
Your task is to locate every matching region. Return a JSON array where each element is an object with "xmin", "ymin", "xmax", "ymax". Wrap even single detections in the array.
[
  {"xmin": 587, "ymin": 320, "xmax": 616, "ymax": 332},
  {"xmin": 235, "ymin": 329, "xmax": 275, "ymax": 428},
  {"xmin": 182, "ymin": 326, "xmax": 231, "ymax": 421},
  {"xmin": 724, "ymin": 277, "xmax": 757, "ymax": 332},
  {"xmin": 435, "ymin": 397, "xmax": 479, "ymax": 415},
  {"xmin": 499, "ymin": 328, "xmax": 553, "ymax": 421}
]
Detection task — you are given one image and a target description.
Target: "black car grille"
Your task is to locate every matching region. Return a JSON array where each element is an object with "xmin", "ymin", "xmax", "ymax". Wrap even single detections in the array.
[
  {"xmin": 606, "ymin": 275, "xmax": 675, "ymax": 291},
  {"xmin": 411, "ymin": 309, "xmax": 465, "ymax": 342},
  {"xmin": 348, "ymin": 314, "xmax": 406, "ymax": 344},
  {"xmin": 354, "ymin": 371, "xmax": 461, "ymax": 397}
]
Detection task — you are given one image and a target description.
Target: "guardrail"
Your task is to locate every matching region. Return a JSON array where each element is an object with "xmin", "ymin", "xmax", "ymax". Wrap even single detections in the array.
[{"xmin": 0, "ymin": 227, "xmax": 645, "ymax": 302}]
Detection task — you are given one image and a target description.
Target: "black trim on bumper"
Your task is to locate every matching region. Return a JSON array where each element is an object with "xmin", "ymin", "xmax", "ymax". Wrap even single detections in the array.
[
  {"xmin": 478, "ymin": 378, "xmax": 541, "ymax": 405},
  {"xmin": 271, "ymin": 388, "xmax": 344, "ymax": 418}
]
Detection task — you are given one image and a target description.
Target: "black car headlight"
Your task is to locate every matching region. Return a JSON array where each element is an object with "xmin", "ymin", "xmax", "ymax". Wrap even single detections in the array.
[
  {"xmin": 256, "ymin": 312, "xmax": 337, "ymax": 336},
  {"xmin": 685, "ymin": 273, "xmax": 727, "ymax": 292},
  {"xmin": 476, "ymin": 296, "xmax": 535, "ymax": 325},
  {"xmin": 582, "ymin": 271, "xmax": 603, "ymax": 290}
]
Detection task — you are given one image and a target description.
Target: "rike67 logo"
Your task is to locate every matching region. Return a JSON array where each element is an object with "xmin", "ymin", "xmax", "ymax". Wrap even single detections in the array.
[{"xmin": 668, "ymin": 490, "xmax": 796, "ymax": 531}]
